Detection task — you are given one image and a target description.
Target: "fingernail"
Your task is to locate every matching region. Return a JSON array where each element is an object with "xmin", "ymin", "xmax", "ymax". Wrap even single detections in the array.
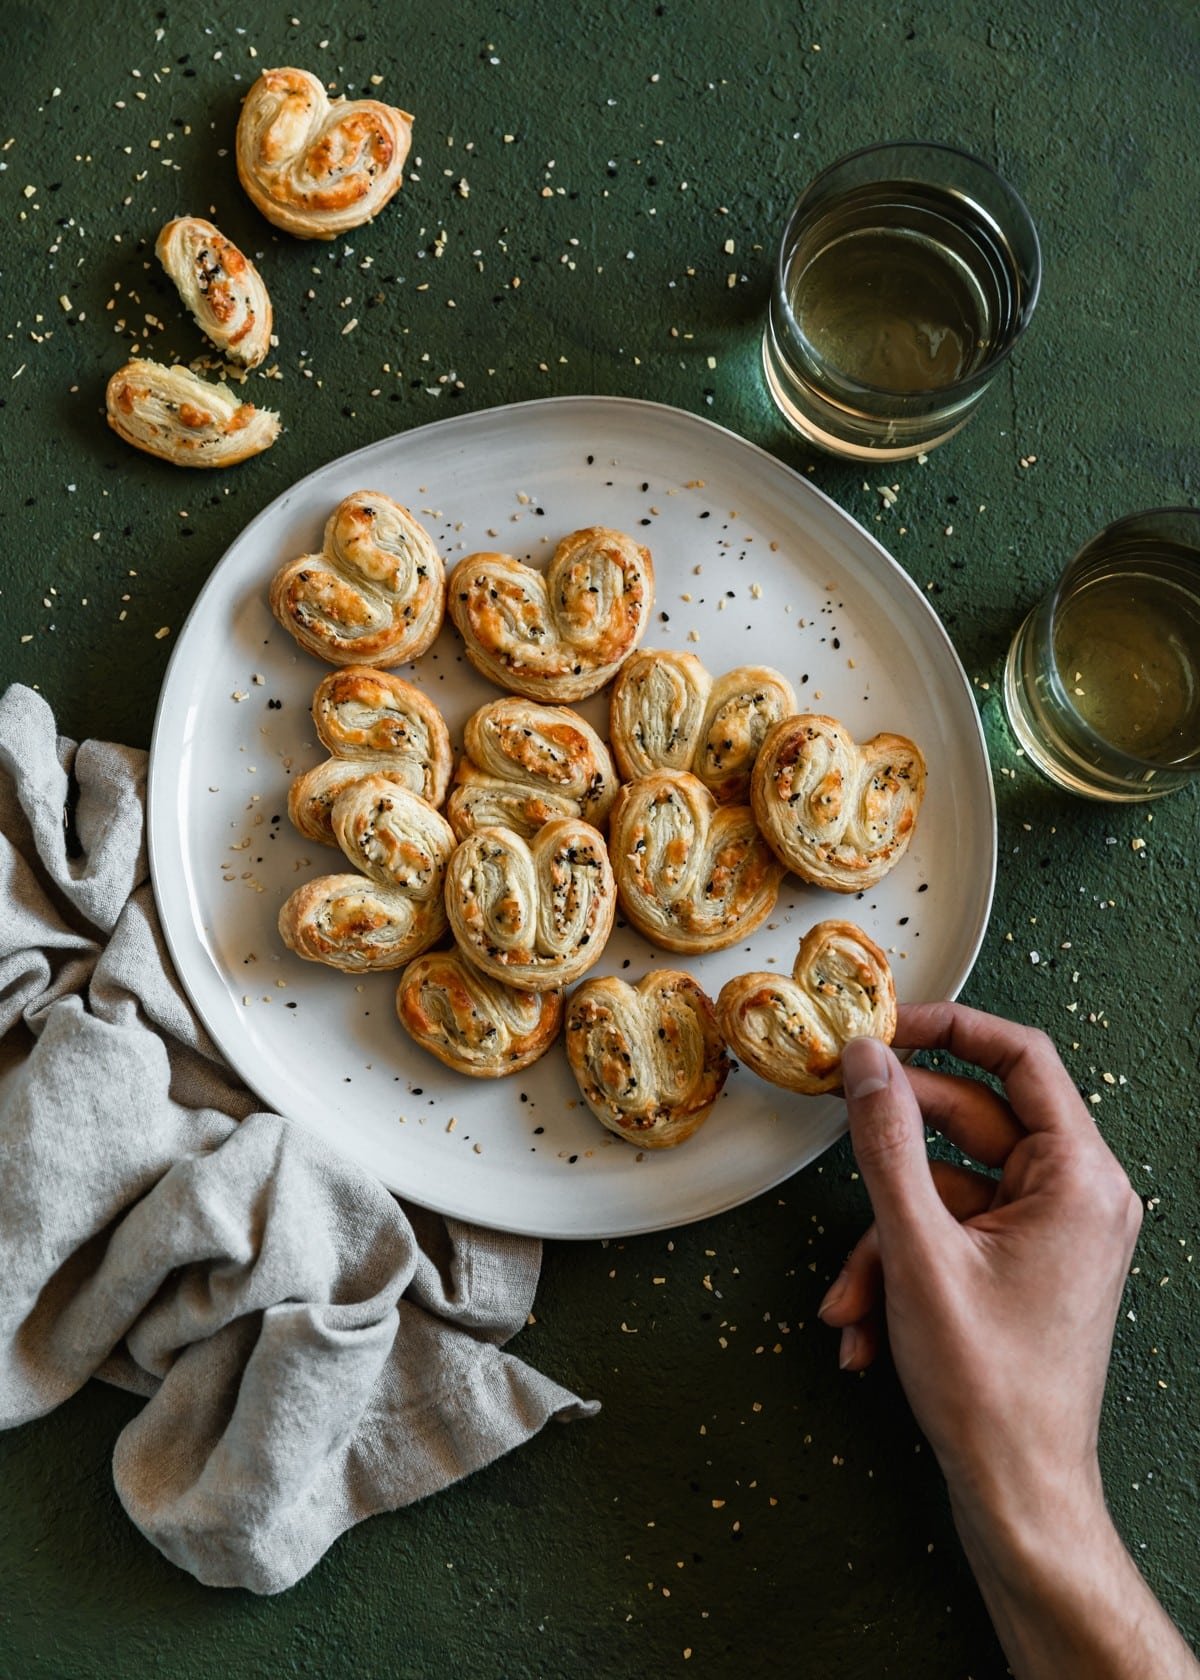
[
  {"xmin": 838, "ymin": 1325, "xmax": 860, "ymax": 1370},
  {"xmin": 842, "ymin": 1036, "xmax": 891, "ymax": 1101},
  {"xmin": 818, "ymin": 1270, "xmax": 849, "ymax": 1320}
]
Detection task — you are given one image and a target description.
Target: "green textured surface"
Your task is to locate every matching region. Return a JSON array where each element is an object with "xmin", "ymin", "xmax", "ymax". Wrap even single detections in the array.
[{"xmin": 1, "ymin": 1, "xmax": 1198, "ymax": 1675}]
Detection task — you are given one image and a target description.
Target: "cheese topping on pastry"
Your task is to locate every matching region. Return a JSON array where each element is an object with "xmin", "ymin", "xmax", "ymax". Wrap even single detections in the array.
[
  {"xmin": 565, "ymin": 970, "xmax": 732, "ymax": 1149},
  {"xmin": 717, "ymin": 920, "xmax": 897, "ymax": 1096},
  {"xmin": 396, "ymin": 950, "xmax": 562, "ymax": 1078},
  {"xmin": 155, "ymin": 217, "xmax": 273, "ymax": 367},
  {"xmin": 105, "ymin": 359, "xmax": 280, "ymax": 468},
  {"xmin": 447, "ymin": 527, "xmax": 654, "ymax": 703},
  {"xmin": 447, "ymin": 697, "xmax": 618, "ymax": 841},
  {"xmin": 269, "ymin": 490, "xmax": 446, "ymax": 667},
  {"xmin": 236, "ymin": 66, "xmax": 412, "ymax": 239}
]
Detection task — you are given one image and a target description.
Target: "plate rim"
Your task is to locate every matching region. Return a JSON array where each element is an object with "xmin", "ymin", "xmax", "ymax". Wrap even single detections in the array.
[{"xmin": 148, "ymin": 394, "xmax": 997, "ymax": 1237}]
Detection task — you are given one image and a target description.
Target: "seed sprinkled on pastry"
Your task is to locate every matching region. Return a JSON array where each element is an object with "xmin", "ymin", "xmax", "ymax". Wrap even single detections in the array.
[
  {"xmin": 156, "ymin": 217, "xmax": 273, "ymax": 367},
  {"xmin": 105, "ymin": 358, "xmax": 280, "ymax": 468},
  {"xmin": 447, "ymin": 696, "xmax": 618, "ymax": 841}
]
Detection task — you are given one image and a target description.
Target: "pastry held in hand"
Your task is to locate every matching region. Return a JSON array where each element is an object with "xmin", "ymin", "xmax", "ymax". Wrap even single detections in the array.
[
  {"xmin": 717, "ymin": 920, "xmax": 897, "ymax": 1096},
  {"xmin": 565, "ymin": 970, "xmax": 732, "ymax": 1149},
  {"xmin": 288, "ymin": 666, "xmax": 453, "ymax": 845},
  {"xmin": 270, "ymin": 490, "xmax": 445, "ymax": 667},
  {"xmin": 610, "ymin": 649, "xmax": 796, "ymax": 804},
  {"xmin": 105, "ymin": 359, "xmax": 280, "ymax": 467},
  {"xmin": 155, "ymin": 217, "xmax": 273, "ymax": 367},
  {"xmin": 396, "ymin": 949, "xmax": 563, "ymax": 1078},
  {"xmin": 278, "ymin": 777, "xmax": 454, "ymax": 972},
  {"xmin": 751, "ymin": 714, "xmax": 926, "ymax": 892},
  {"xmin": 447, "ymin": 527, "xmax": 654, "ymax": 703},
  {"xmin": 236, "ymin": 66, "xmax": 412, "ymax": 239},
  {"xmin": 446, "ymin": 697, "xmax": 618, "ymax": 841},
  {"xmin": 445, "ymin": 819, "xmax": 616, "ymax": 992},
  {"xmin": 608, "ymin": 771, "xmax": 784, "ymax": 955}
]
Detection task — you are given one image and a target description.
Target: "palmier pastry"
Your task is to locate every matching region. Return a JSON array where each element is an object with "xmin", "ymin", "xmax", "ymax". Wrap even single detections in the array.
[
  {"xmin": 446, "ymin": 697, "xmax": 617, "ymax": 841},
  {"xmin": 608, "ymin": 771, "xmax": 784, "ymax": 955},
  {"xmin": 105, "ymin": 359, "xmax": 280, "ymax": 467},
  {"xmin": 289, "ymin": 665, "xmax": 452, "ymax": 843},
  {"xmin": 269, "ymin": 490, "xmax": 445, "ymax": 668},
  {"xmin": 278, "ymin": 777, "xmax": 454, "ymax": 972},
  {"xmin": 236, "ymin": 67, "xmax": 412, "ymax": 239},
  {"xmin": 447, "ymin": 527, "xmax": 654, "ymax": 702},
  {"xmin": 717, "ymin": 920, "xmax": 897, "ymax": 1096},
  {"xmin": 396, "ymin": 950, "xmax": 562, "ymax": 1078},
  {"xmin": 610, "ymin": 650, "xmax": 796, "ymax": 804},
  {"xmin": 155, "ymin": 217, "xmax": 273, "ymax": 367},
  {"xmin": 565, "ymin": 970, "xmax": 732, "ymax": 1149},
  {"xmin": 751, "ymin": 714, "xmax": 926, "ymax": 892},
  {"xmin": 445, "ymin": 819, "xmax": 616, "ymax": 992}
]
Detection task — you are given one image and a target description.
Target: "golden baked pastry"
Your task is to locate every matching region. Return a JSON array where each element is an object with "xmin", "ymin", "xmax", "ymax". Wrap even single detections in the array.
[
  {"xmin": 608, "ymin": 771, "xmax": 784, "ymax": 955},
  {"xmin": 105, "ymin": 359, "xmax": 280, "ymax": 467},
  {"xmin": 446, "ymin": 697, "xmax": 617, "ymax": 841},
  {"xmin": 288, "ymin": 665, "xmax": 453, "ymax": 843},
  {"xmin": 396, "ymin": 949, "xmax": 562, "ymax": 1078},
  {"xmin": 564, "ymin": 970, "xmax": 732, "ymax": 1148},
  {"xmin": 236, "ymin": 67, "xmax": 412, "ymax": 239},
  {"xmin": 717, "ymin": 920, "xmax": 897, "ymax": 1095},
  {"xmin": 269, "ymin": 490, "xmax": 445, "ymax": 667},
  {"xmin": 610, "ymin": 650, "xmax": 796, "ymax": 804},
  {"xmin": 446, "ymin": 527, "xmax": 654, "ymax": 702},
  {"xmin": 750, "ymin": 714, "xmax": 926, "ymax": 892},
  {"xmin": 445, "ymin": 819, "xmax": 616, "ymax": 992},
  {"xmin": 155, "ymin": 217, "xmax": 273, "ymax": 367},
  {"xmin": 278, "ymin": 776, "xmax": 454, "ymax": 972}
]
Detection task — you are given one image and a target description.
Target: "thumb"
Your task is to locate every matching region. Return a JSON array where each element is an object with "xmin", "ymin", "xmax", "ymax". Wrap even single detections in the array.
[{"xmin": 842, "ymin": 1037, "xmax": 949, "ymax": 1249}]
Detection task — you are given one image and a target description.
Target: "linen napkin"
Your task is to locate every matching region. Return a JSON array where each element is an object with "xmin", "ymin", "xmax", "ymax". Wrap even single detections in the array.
[{"xmin": 0, "ymin": 683, "xmax": 596, "ymax": 1595}]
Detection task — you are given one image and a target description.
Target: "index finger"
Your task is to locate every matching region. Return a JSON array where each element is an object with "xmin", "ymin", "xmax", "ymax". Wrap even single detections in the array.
[{"xmin": 893, "ymin": 1000, "xmax": 1094, "ymax": 1135}]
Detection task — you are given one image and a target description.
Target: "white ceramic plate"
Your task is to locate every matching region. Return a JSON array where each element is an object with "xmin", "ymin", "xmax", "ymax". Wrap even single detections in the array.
[{"xmin": 149, "ymin": 397, "xmax": 995, "ymax": 1240}]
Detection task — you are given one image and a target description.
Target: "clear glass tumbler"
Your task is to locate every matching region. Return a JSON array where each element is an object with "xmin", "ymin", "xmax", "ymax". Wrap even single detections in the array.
[{"xmin": 762, "ymin": 141, "xmax": 1041, "ymax": 462}]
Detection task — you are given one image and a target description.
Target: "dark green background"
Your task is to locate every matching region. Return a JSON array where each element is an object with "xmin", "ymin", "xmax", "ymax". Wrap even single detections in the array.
[{"xmin": 1, "ymin": 2, "xmax": 1197, "ymax": 1675}]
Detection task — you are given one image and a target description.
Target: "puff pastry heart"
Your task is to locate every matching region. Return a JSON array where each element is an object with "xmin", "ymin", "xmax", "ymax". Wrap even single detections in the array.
[
  {"xmin": 278, "ymin": 776, "xmax": 454, "ymax": 972},
  {"xmin": 288, "ymin": 665, "xmax": 453, "ymax": 844},
  {"xmin": 446, "ymin": 697, "xmax": 617, "ymax": 841},
  {"xmin": 565, "ymin": 970, "xmax": 732, "ymax": 1149},
  {"xmin": 236, "ymin": 66, "xmax": 412, "ymax": 239},
  {"xmin": 608, "ymin": 771, "xmax": 784, "ymax": 955},
  {"xmin": 396, "ymin": 949, "xmax": 563, "ymax": 1078},
  {"xmin": 751, "ymin": 714, "xmax": 926, "ymax": 892},
  {"xmin": 717, "ymin": 920, "xmax": 897, "ymax": 1095},
  {"xmin": 155, "ymin": 217, "xmax": 273, "ymax": 367},
  {"xmin": 269, "ymin": 490, "xmax": 445, "ymax": 667},
  {"xmin": 105, "ymin": 359, "xmax": 280, "ymax": 467},
  {"xmin": 447, "ymin": 527, "xmax": 654, "ymax": 702},
  {"xmin": 610, "ymin": 649, "xmax": 796, "ymax": 804},
  {"xmin": 445, "ymin": 819, "xmax": 616, "ymax": 992}
]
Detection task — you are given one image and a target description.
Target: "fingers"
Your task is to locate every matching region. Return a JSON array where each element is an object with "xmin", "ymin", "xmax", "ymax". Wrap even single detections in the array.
[
  {"xmin": 903, "ymin": 1065, "xmax": 1025, "ymax": 1167},
  {"xmin": 894, "ymin": 1001, "xmax": 1093, "ymax": 1134},
  {"xmin": 842, "ymin": 1037, "xmax": 953, "ymax": 1255}
]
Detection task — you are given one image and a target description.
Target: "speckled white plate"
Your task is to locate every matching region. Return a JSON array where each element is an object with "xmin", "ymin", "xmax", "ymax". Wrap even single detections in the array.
[{"xmin": 148, "ymin": 397, "xmax": 995, "ymax": 1240}]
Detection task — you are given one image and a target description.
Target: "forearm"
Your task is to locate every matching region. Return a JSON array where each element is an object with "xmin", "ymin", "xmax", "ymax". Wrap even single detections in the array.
[{"xmin": 950, "ymin": 1479, "xmax": 1200, "ymax": 1680}]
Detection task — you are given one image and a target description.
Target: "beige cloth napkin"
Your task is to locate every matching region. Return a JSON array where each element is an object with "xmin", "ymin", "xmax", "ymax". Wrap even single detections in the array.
[{"xmin": 0, "ymin": 684, "xmax": 596, "ymax": 1594}]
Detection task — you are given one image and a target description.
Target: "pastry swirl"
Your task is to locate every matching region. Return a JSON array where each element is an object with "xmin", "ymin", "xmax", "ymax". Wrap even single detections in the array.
[
  {"xmin": 446, "ymin": 697, "xmax": 617, "ymax": 841},
  {"xmin": 155, "ymin": 217, "xmax": 273, "ymax": 367},
  {"xmin": 105, "ymin": 359, "xmax": 280, "ymax": 467},
  {"xmin": 608, "ymin": 771, "xmax": 784, "ymax": 955},
  {"xmin": 236, "ymin": 67, "xmax": 412, "ymax": 239},
  {"xmin": 269, "ymin": 490, "xmax": 445, "ymax": 668},
  {"xmin": 396, "ymin": 950, "xmax": 562, "ymax": 1078},
  {"xmin": 750, "ymin": 714, "xmax": 926, "ymax": 892},
  {"xmin": 610, "ymin": 650, "xmax": 796, "ymax": 804},
  {"xmin": 717, "ymin": 920, "xmax": 897, "ymax": 1095},
  {"xmin": 278, "ymin": 777, "xmax": 454, "ymax": 972},
  {"xmin": 565, "ymin": 970, "xmax": 732, "ymax": 1149},
  {"xmin": 445, "ymin": 819, "xmax": 616, "ymax": 992},
  {"xmin": 447, "ymin": 527, "xmax": 654, "ymax": 702}
]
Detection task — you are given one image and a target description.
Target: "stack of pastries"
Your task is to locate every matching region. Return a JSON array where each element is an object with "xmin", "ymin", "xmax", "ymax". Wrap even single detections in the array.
[{"xmin": 271, "ymin": 492, "xmax": 927, "ymax": 1151}]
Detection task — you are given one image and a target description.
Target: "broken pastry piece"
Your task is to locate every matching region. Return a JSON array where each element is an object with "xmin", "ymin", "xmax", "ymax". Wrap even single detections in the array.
[
  {"xmin": 105, "ymin": 358, "xmax": 280, "ymax": 468},
  {"xmin": 156, "ymin": 217, "xmax": 273, "ymax": 367}
]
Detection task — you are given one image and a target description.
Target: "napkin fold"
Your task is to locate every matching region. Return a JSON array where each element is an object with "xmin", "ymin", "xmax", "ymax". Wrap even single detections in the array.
[{"xmin": 0, "ymin": 684, "xmax": 595, "ymax": 1594}]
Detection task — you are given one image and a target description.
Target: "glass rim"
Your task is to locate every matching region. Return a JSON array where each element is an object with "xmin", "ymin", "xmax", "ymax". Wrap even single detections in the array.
[{"xmin": 777, "ymin": 139, "xmax": 1043, "ymax": 403}]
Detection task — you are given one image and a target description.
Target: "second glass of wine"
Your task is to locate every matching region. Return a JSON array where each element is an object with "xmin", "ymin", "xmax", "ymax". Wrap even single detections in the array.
[{"xmin": 762, "ymin": 141, "xmax": 1041, "ymax": 461}]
